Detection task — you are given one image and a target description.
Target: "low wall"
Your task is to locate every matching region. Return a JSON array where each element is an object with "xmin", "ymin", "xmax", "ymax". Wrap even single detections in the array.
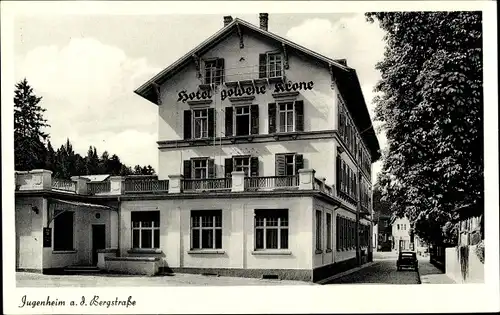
[
  {"xmin": 445, "ymin": 245, "xmax": 484, "ymax": 284},
  {"xmin": 105, "ymin": 256, "xmax": 160, "ymax": 276},
  {"xmin": 97, "ymin": 249, "xmax": 118, "ymax": 270}
]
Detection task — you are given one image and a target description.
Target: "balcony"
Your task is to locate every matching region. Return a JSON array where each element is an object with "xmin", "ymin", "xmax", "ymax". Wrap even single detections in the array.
[
  {"xmin": 16, "ymin": 169, "xmax": 344, "ymax": 205},
  {"xmin": 245, "ymin": 175, "xmax": 299, "ymax": 191},
  {"xmin": 52, "ymin": 178, "xmax": 77, "ymax": 193},
  {"xmin": 183, "ymin": 178, "xmax": 231, "ymax": 192}
]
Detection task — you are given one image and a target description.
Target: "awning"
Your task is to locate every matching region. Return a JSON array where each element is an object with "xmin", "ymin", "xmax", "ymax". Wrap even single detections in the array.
[{"xmin": 50, "ymin": 198, "xmax": 115, "ymax": 211}]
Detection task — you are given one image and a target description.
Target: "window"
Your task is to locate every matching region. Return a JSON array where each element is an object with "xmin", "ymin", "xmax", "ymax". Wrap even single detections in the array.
[
  {"xmin": 336, "ymin": 156, "xmax": 357, "ymax": 203},
  {"xmin": 193, "ymin": 109, "xmax": 208, "ymax": 139},
  {"xmin": 255, "ymin": 209, "xmax": 288, "ymax": 250},
  {"xmin": 204, "ymin": 58, "xmax": 224, "ymax": 85},
  {"xmin": 191, "ymin": 210, "xmax": 222, "ymax": 249},
  {"xmin": 275, "ymin": 153, "xmax": 303, "ymax": 176},
  {"xmin": 384, "ymin": 220, "xmax": 388, "ymax": 227},
  {"xmin": 193, "ymin": 159, "xmax": 208, "ymax": 179},
  {"xmin": 53, "ymin": 210, "xmax": 74, "ymax": 251},
  {"xmin": 233, "ymin": 156, "xmax": 250, "ymax": 176},
  {"xmin": 131, "ymin": 211, "xmax": 160, "ymax": 249},
  {"xmin": 326, "ymin": 213, "xmax": 332, "ymax": 251},
  {"xmin": 397, "ymin": 224, "xmax": 400, "ymax": 230},
  {"xmin": 316, "ymin": 210, "xmax": 322, "ymax": 251},
  {"xmin": 278, "ymin": 102, "xmax": 294, "ymax": 133},
  {"xmin": 183, "ymin": 158, "xmax": 215, "ymax": 180},
  {"xmin": 267, "ymin": 53, "xmax": 283, "ymax": 77},
  {"xmin": 235, "ymin": 106, "xmax": 250, "ymax": 136}
]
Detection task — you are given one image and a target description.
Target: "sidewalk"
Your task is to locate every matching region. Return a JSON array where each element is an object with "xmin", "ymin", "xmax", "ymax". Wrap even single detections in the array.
[{"xmin": 418, "ymin": 256, "xmax": 456, "ymax": 284}]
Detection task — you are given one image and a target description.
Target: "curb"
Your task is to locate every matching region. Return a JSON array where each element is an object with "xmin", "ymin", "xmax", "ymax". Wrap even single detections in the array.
[{"xmin": 317, "ymin": 261, "xmax": 377, "ymax": 284}]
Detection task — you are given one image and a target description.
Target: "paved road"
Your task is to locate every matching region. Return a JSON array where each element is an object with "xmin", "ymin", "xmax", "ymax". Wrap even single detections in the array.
[{"xmin": 325, "ymin": 259, "xmax": 420, "ymax": 284}]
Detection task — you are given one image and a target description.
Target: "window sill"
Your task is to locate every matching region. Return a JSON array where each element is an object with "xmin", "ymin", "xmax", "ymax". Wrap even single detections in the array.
[
  {"xmin": 326, "ymin": 249, "xmax": 333, "ymax": 253},
  {"xmin": 251, "ymin": 250, "xmax": 292, "ymax": 256},
  {"xmin": 128, "ymin": 248, "xmax": 163, "ymax": 254},
  {"xmin": 315, "ymin": 249, "xmax": 323, "ymax": 254},
  {"xmin": 52, "ymin": 250, "xmax": 77, "ymax": 254},
  {"xmin": 187, "ymin": 249, "xmax": 225, "ymax": 255}
]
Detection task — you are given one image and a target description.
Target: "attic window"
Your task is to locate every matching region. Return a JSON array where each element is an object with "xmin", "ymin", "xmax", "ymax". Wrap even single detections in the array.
[
  {"xmin": 204, "ymin": 59, "xmax": 224, "ymax": 85},
  {"xmin": 259, "ymin": 53, "xmax": 283, "ymax": 78}
]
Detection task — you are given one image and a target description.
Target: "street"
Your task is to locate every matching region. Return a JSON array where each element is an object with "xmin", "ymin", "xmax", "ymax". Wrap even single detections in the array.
[{"xmin": 325, "ymin": 251, "xmax": 420, "ymax": 285}]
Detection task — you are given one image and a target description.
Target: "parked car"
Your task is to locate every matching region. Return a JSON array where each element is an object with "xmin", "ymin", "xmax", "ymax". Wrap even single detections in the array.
[{"xmin": 397, "ymin": 251, "xmax": 418, "ymax": 271}]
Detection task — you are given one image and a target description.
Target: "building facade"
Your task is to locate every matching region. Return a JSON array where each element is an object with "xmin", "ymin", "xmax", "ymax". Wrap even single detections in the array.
[
  {"xmin": 14, "ymin": 14, "xmax": 380, "ymax": 282},
  {"xmin": 376, "ymin": 214, "xmax": 393, "ymax": 251},
  {"xmin": 391, "ymin": 216, "xmax": 411, "ymax": 251}
]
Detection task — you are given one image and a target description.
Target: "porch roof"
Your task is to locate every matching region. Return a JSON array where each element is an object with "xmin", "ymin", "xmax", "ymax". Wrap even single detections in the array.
[{"xmin": 50, "ymin": 198, "xmax": 116, "ymax": 211}]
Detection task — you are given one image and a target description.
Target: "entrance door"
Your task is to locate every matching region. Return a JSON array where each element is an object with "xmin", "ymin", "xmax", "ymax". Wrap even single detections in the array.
[
  {"xmin": 92, "ymin": 225, "xmax": 106, "ymax": 266},
  {"xmin": 399, "ymin": 240, "xmax": 404, "ymax": 251}
]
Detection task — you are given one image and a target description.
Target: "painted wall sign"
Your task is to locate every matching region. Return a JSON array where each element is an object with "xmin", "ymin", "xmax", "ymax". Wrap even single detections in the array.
[
  {"xmin": 177, "ymin": 80, "xmax": 314, "ymax": 103},
  {"xmin": 43, "ymin": 227, "xmax": 52, "ymax": 248}
]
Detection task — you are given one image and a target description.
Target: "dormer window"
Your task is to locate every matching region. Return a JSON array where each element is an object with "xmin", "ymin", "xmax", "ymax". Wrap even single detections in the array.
[
  {"xmin": 204, "ymin": 58, "xmax": 224, "ymax": 85},
  {"xmin": 259, "ymin": 53, "xmax": 283, "ymax": 78}
]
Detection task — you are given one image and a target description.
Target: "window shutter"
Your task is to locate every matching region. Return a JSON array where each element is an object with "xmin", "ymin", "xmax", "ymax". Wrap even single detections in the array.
[
  {"xmin": 216, "ymin": 58, "xmax": 225, "ymax": 84},
  {"xmin": 224, "ymin": 158, "xmax": 233, "ymax": 177},
  {"xmin": 250, "ymin": 157, "xmax": 259, "ymax": 177},
  {"xmin": 208, "ymin": 108, "xmax": 216, "ymax": 138},
  {"xmin": 259, "ymin": 54, "xmax": 267, "ymax": 78},
  {"xmin": 295, "ymin": 154, "xmax": 304, "ymax": 174},
  {"xmin": 225, "ymin": 107, "xmax": 233, "ymax": 137},
  {"xmin": 183, "ymin": 160, "xmax": 192, "ymax": 179},
  {"xmin": 183, "ymin": 110, "xmax": 192, "ymax": 140},
  {"xmin": 336, "ymin": 216, "xmax": 339, "ymax": 251},
  {"xmin": 208, "ymin": 159, "xmax": 216, "ymax": 178},
  {"xmin": 336, "ymin": 156, "xmax": 341, "ymax": 189},
  {"xmin": 294, "ymin": 100, "xmax": 304, "ymax": 132},
  {"xmin": 275, "ymin": 154, "xmax": 286, "ymax": 176},
  {"xmin": 250, "ymin": 104, "xmax": 259, "ymax": 135},
  {"xmin": 268, "ymin": 103, "xmax": 276, "ymax": 134}
]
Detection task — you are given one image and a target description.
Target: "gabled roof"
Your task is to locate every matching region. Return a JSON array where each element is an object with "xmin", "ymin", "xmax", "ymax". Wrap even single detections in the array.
[{"xmin": 134, "ymin": 17, "xmax": 380, "ymax": 161}]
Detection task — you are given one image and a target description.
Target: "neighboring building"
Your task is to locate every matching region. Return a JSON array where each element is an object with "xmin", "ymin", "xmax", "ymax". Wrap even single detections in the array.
[
  {"xmin": 391, "ymin": 216, "xmax": 411, "ymax": 251},
  {"xmin": 376, "ymin": 214, "xmax": 393, "ymax": 251},
  {"xmin": 14, "ymin": 14, "xmax": 380, "ymax": 282}
]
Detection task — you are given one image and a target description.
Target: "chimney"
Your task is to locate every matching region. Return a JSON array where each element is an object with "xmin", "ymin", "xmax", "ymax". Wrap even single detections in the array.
[
  {"xmin": 223, "ymin": 16, "xmax": 233, "ymax": 27},
  {"xmin": 259, "ymin": 13, "xmax": 269, "ymax": 31}
]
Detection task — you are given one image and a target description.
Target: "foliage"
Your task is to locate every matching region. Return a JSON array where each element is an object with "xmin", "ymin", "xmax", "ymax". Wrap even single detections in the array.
[
  {"xmin": 14, "ymin": 79, "xmax": 156, "ymax": 178},
  {"xmin": 372, "ymin": 182, "xmax": 392, "ymax": 224},
  {"xmin": 14, "ymin": 78, "xmax": 50, "ymax": 170},
  {"xmin": 475, "ymin": 240, "xmax": 484, "ymax": 264},
  {"xmin": 366, "ymin": 12, "xmax": 483, "ymax": 245}
]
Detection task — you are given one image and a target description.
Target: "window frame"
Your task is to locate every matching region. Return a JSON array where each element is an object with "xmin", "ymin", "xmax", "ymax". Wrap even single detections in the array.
[
  {"xmin": 234, "ymin": 105, "xmax": 251, "ymax": 136},
  {"xmin": 204, "ymin": 58, "xmax": 224, "ymax": 85},
  {"xmin": 326, "ymin": 213, "xmax": 332, "ymax": 251},
  {"xmin": 192, "ymin": 108, "xmax": 209, "ymax": 139},
  {"xmin": 233, "ymin": 156, "xmax": 250, "ymax": 176},
  {"xmin": 266, "ymin": 53, "xmax": 283, "ymax": 78},
  {"xmin": 192, "ymin": 158, "xmax": 208, "ymax": 179},
  {"xmin": 254, "ymin": 209, "xmax": 289, "ymax": 250},
  {"xmin": 131, "ymin": 211, "xmax": 160, "ymax": 249},
  {"xmin": 277, "ymin": 102, "xmax": 295, "ymax": 133},
  {"xmin": 315, "ymin": 210, "xmax": 323, "ymax": 251},
  {"xmin": 190, "ymin": 210, "xmax": 223, "ymax": 250}
]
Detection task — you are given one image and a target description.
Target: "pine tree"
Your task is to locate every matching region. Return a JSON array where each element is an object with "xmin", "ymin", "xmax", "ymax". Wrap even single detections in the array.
[{"xmin": 14, "ymin": 78, "xmax": 50, "ymax": 170}]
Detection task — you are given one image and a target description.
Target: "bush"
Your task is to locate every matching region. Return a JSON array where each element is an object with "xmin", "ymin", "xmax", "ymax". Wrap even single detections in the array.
[{"xmin": 475, "ymin": 240, "xmax": 485, "ymax": 264}]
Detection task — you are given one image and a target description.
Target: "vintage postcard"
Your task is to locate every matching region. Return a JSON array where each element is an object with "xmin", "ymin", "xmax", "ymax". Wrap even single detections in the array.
[{"xmin": 1, "ymin": 1, "xmax": 498, "ymax": 314}]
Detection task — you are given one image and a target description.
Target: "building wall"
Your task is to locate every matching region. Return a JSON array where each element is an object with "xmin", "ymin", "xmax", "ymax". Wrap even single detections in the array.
[
  {"xmin": 15, "ymin": 197, "xmax": 45, "ymax": 270},
  {"xmin": 312, "ymin": 198, "xmax": 337, "ymax": 268},
  {"xmin": 334, "ymin": 207, "xmax": 357, "ymax": 263},
  {"xmin": 392, "ymin": 217, "xmax": 411, "ymax": 250},
  {"xmin": 42, "ymin": 204, "xmax": 117, "ymax": 269},
  {"xmin": 159, "ymin": 139, "xmax": 337, "ymax": 185},
  {"xmin": 120, "ymin": 196, "xmax": 314, "ymax": 270}
]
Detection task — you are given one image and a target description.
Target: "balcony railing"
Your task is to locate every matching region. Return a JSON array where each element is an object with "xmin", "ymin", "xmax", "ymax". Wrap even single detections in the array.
[
  {"xmin": 124, "ymin": 178, "xmax": 169, "ymax": 194},
  {"xmin": 52, "ymin": 178, "xmax": 76, "ymax": 193},
  {"xmin": 244, "ymin": 175, "xmax": 299, "ymax": 191},
  {"xmin": 183, "ymin": 178, "xmax": 232, "ymax": 192},
  {"xmin": 88, "ymin": 181, "xmax": 111, "ymax": 195},
  {"xmin": 314, "ymin": 178, "xmax": 335, "ymax": 197}
]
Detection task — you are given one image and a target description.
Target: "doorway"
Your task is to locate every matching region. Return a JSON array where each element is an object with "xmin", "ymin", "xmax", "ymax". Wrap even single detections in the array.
[{"xmin": 92, "ymin": 224, "xmax": 106, "ymax": 266}]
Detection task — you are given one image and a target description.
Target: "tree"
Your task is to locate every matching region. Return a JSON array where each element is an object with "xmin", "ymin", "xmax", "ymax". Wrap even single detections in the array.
[
  {"xmin": 372, "ymin": 183, "xmax": 392, "ymax": 224},
  {"xmin": 366, "ymin": 12, "xmax": 483, "ymax": 245},
  {"xmin": 85, "ymin": 146, "xmax": 100, "ymax": 174},
  {"xmin": 14, "ymin": 78, "xmax": 50, "ymax": 170}
]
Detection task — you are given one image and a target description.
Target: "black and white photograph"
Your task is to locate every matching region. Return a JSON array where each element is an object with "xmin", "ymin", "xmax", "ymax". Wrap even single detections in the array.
[{"xmin": 2, "ymin": 1, "xmax": 498, "ymax": 314}]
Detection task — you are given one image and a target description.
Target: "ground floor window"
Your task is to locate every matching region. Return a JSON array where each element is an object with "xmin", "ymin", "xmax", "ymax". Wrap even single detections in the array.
[
  {"xmin": 131, "ymin": 211, "xmax": 160, "ymax": 249},
  {"xmin": 54, "ymin": 210, "xmax": 74, "ymax": 251},
  {"xmin": 315, "ymin": 210, "xmax": 322, "ymax": 251},
  {"xmin": 326, "ymin": 213, "xmax": 332, "ymax": 251},
  {"xmin": 255, "ymin": 209, "xmax": 288, "ymax": 250},
  {"xmin": 191, "ymin": 210, "xmax": 222, "ymax": 249}
]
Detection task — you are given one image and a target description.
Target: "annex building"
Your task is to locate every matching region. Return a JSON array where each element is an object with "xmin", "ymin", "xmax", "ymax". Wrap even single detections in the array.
[{"xmin": 15, "ymin": 14, "xmax": 380, "ymax": 283}]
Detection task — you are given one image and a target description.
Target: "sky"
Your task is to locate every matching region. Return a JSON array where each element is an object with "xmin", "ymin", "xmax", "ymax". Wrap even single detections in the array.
[{"xmin": 14, "ymin": 12, "xmax": 387, "ymax": 183}]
